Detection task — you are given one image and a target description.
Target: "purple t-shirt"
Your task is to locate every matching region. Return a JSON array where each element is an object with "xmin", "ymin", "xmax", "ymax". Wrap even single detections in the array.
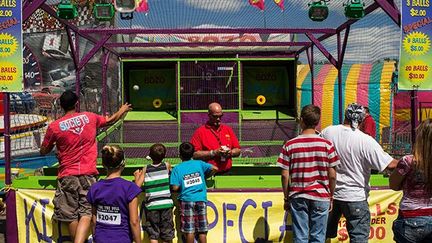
[
  {"xmin": 397, "ymin": 155, "xmax": 432, "ymax": 211},
  {"xmin": 87, "ymin": 177, "xmax": 141, "ymax": 243}
]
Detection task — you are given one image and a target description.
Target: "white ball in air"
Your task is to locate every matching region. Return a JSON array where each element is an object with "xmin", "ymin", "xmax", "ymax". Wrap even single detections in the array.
[{"xmin": 133, "ymin": 85, "xmax": 139, "ymax": 91}]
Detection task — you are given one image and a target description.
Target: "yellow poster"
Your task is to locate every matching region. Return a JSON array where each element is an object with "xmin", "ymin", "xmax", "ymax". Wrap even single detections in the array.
[{"xmin": 15, "ymin": 189, "xmax": 402, "ymax": 242}]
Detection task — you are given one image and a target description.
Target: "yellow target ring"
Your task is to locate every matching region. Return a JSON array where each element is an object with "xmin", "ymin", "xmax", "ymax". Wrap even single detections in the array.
[
  {"xmin": 256, "ymin": 95, "xmax": 266, "ymax": 105},
  {"xmin": 153, "ymin": 98, "xmax": 162, "ymax": 108}
]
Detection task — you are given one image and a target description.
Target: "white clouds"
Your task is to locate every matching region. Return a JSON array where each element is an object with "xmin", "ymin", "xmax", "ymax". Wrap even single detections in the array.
[
  {"xmin": 181, "ymin": 0, "xmax": 247, "ymax": 12},
  {"xmin": 191, "ymin": 24, "xmax": 235, "ymax": 29}
]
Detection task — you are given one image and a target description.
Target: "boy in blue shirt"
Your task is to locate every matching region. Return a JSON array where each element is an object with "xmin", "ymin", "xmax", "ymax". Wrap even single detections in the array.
[{"xmin": 170, "ymin": 142, "xmax": 218, "ymax": 243}]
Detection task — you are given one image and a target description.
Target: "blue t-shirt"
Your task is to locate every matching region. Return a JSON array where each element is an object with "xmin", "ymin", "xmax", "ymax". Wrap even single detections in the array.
[
  {"xmin": 87, "ymin": 177, "xmax": 142, "ymax": 243},
  {"xmin": 170, "ymin": 160, "xmax": 212, "ymax": 202}
]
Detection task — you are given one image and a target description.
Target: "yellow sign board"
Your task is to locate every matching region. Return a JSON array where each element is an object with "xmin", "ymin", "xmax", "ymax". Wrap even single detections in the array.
[{"xmin": 16, "ymin": 189, "xmax": 402, "ymax": 242}]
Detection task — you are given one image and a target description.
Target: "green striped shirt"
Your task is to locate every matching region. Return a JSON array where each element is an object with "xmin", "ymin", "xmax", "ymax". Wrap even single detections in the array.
[{"xmin": 143, "ymin": 162, "xmax": 173, "ymax": 210}]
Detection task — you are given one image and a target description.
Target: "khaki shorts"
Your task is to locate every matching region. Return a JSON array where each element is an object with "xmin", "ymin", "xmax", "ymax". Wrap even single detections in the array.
[{"xmin": 53, "ymin": 175, "xmax": 97, "ymax": 222}]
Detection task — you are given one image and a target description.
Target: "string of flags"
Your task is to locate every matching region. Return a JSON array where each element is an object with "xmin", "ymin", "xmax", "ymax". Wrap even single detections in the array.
[{"xmin": 249, "ymin": 0, "xmax": 285, "ymax": 11}]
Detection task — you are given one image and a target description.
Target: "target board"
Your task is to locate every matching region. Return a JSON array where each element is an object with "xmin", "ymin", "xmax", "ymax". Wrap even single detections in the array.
[{"xmin": 128, "ymin": 68, "xmax": 176, "ymax": 111}]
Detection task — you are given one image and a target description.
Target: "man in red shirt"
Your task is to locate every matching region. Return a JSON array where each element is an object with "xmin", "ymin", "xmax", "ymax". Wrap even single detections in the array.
[
  {"xmin": 190, "ymin": 102, "xmax": 241, "ymax": 173},
  {"xmin": 360, "ymin": 107, "xmax": 377, "ymax": 139},
  {"xmin": 40, "ymin": 90, "xmax": 132, "ymax": 241}
]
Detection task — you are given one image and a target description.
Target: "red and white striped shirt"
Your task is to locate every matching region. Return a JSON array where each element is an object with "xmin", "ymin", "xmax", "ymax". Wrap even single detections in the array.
[{"xmin": 277, "ymin": 134, "xmax": 340, "ymax": 201}]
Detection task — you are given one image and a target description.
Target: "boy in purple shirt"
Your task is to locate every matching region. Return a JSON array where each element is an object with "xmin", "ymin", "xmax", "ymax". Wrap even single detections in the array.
[{"xmin": 75, "ymin": 145, "xmax": 142, "ymax": 243}]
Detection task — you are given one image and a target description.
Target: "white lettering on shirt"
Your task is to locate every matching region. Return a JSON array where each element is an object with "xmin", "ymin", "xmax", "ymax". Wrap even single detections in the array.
[
  {"xmin": 96, "ymin": 205, "xmax": 121, "ymax": 225},
  {"xmin": 183, "ymin": 172, "xmax": 202, "ymax": 188},
  {"xmin": 59, "ymin": 114, "xmax": 90, "ymax": 134}
]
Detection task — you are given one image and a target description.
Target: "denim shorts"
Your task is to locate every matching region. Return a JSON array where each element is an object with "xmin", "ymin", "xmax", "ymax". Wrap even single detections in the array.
[
  {"xmin": 290, "ymin": 198, "xmax": 330, "ymax": 243},
  {"xmin": 327, "ymin": 200, "xmax": 370, "ymax": 243},
  {"xmin": 393, "ymin": 215, "xmax": 432, "ymax": 243},
  {"xmin": 180, "ymin": 201, "xmax": 208, "ymax": 233}
]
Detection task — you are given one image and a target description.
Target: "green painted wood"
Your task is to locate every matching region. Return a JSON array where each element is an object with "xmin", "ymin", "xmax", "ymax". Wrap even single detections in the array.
[
  {"xmin": 12, "ymin": 174, "xmax": 389, "ymax": 189},
  {"xmin": 124, "ymin": 111, "xmax": 177, "ymax": 121},
  {"xmin": 241, "ymin": 110, "xmax": 295, "ymax": 120}
]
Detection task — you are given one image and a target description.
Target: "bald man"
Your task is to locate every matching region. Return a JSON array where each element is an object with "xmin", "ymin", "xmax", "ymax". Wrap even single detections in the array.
[{"xmin": 190, "ymin": 102, "xmax": 241, "ymax": 173}]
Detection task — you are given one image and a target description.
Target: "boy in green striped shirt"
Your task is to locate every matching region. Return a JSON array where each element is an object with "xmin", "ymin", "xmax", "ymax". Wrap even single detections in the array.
[{"xmin": 134, "ymin": 143, "xmax": 174, "ymax": 243}]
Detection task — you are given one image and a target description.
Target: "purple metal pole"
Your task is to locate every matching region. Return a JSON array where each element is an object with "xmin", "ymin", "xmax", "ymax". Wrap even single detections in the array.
[
  {"xmin": 105, "ymin": 41, "xmax": 309, "ymax": 48},
  {"xmin": 102, "ymin": 50, "xmax": 110, "ymax": 116},
  {"xmin": 66, "ymin": 27, "xmax": 79, "ymax": 69},
  {"xmin": 75, "ymin": 34, "xmax": 80, "ymax": 111},
  {"xmin": 411, "ymin": 88, "xmax": 418, "ymax": 145},
  {"xmin": 6, "ymin": 191, "xmax": 18, "ymax": 243},
  {"xmin": 120, "ymin": 53, "xmax": 296, "ymax": 59},
  {"xmin": 337, "ymin": 32, "xmax": 343, "ymax": 123},
  {"xmin": 81, "ymin": 28, "xmax": 337, "ymax": 35},
  {"xmin": 339, "ymin": 27, "xmax": 350, "ymax": 66},
  {"xmin": 22, "ymin": 0, "xmax": 45, "ymax": 21},
  {"xmin": 306, "ymin": 46, "xmax": 314, "ymax": 105},
  {"xmin": 3, "ymin": 93, "xmax": 11, "ymax": 186},
  {"xmin": 78, "ymin": 35, "xmax": 112, "ymax": 72},
  {"xmin": 305, "ymin": 33, "xmax": 338, "ymax": 68},
  {"xmin": 375, "ymin": 0, "xmax": 401, "ymax": 27},
  {"xmin": 4, "ymin": 93, "xmax": 18, "ymax": 243}
]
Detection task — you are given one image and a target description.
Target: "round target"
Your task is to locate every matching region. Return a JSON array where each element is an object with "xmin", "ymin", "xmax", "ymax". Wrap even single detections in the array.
[
  {"xmin": 256, "ymin": 95, "xmax": 266, "ymax": 105},
  {"xmin": 153, "ymin": 98, "xmax": 162, "ymax": 108}
]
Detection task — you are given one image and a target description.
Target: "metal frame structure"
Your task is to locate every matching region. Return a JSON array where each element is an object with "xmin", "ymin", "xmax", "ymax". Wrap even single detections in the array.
[
  {"xmin": 4, "ymin": 1, "xmax": 402, "ymax": 241},
  {"xmin": 21, "ymin": 0, "xmax": 401, "ymax": 119}
]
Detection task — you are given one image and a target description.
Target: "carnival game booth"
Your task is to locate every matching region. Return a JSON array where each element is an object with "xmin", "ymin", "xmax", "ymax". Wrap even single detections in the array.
[{"xmin": 4, "ymin": 0, "xmax": 407, "ymax": 242}]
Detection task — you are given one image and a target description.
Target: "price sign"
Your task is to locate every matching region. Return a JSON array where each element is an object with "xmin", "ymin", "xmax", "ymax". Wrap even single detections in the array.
[
  {"xmin": 399, "ymin": 1, "xmax": 432, "ymax": 90},
  {"xmin": 0, "ymin": 0, "xmax": 23, "ymax": 91}
]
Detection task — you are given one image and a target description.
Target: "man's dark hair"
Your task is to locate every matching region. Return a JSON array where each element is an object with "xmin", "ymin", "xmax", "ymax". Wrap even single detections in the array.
[
  {"xmin": 149, "ymin": 143, "xmax": 166, "ymax": 162},
  {"xmin": 300, "ymin": 104, "xmax": 321, "ymax": 129},
  {"xmin": 179, "ymin": 142, "xmax": 195, "ymax": 161},
  {"xmin": 60, "ymin": 90, "xmax": 78, "ymax": 111}
]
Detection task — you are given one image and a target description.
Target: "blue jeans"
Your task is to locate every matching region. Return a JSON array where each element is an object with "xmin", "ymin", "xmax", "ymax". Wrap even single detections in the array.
[
  {"xmin": 326, "ymin": 200, "xmax": 370, "ymax": 243},
  {"xmin": 393, "ymin": 215, "xmax": 432, "ymax": 243},
  {"xmin": 290, "ymin": 197, "xmax": 330, "ymax": 243}
]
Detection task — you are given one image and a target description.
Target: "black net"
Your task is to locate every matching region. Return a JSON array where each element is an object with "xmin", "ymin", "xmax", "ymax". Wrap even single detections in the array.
[{"xmin": 180, "ymin": 61, "xmax": 239, "ymax": 110}]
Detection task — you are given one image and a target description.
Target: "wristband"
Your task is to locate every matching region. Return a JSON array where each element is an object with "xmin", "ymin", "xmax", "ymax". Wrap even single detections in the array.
[{"xmin": 210, "ymin": 150, "xmax": 215, "ymax": 157}]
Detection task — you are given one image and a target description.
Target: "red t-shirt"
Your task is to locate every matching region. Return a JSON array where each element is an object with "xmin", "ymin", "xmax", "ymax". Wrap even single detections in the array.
[
  {"xmin": 360, "ymin": 114, "xmax": 376, "ymax": 139},
  {"xmin": 42, "ymin": 112, "xmax": 107, "ymax": 178},
  {"xmin": 190, "ymin": 123, "xmax": 240, "ymax": 172}
]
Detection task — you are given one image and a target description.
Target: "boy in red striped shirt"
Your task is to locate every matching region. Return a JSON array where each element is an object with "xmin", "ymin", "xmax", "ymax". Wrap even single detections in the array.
[{"xmin": 277, "ymin": 104, "xmax": 340, "ymax": 243}]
